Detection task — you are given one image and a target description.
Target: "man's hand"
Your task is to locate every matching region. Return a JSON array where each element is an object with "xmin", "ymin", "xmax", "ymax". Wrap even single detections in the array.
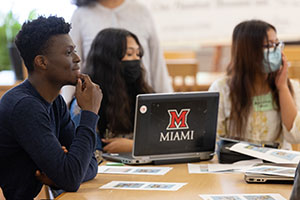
[
  {"xmin": 61, "ymin": 145, "xmax": 68, "ymax": 153},
  {"xmin": 35, "ymin": 170, "xmax": 57, "ymax": 187},
  {"xmin": 102, "ymin": 138, "xmax": 133, "ymax": 153},
  {"xmin": 75, "ymin": 74, "xmax": 102, "ymax": 114}
]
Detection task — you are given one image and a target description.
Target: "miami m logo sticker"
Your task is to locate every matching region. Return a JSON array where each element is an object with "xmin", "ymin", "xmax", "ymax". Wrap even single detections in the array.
[{"xmin": 167, "ymin": 109, "xmax": 190, "ymax": 130}]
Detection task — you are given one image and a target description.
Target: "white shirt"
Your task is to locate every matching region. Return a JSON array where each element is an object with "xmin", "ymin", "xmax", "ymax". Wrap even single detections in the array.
[
  {"xmin": 209, "ymin": 76, "xmax": 300, "ymax": 149},
  {"xmin": 62, "ymin": 0, "xmax": 173, "ymax": 104}
]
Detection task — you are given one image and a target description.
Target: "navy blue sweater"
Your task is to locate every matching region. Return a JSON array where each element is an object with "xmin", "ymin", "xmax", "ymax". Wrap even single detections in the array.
[{"xmin": 0, "ymin": 80, "xmax": 99, "ymax": 200}]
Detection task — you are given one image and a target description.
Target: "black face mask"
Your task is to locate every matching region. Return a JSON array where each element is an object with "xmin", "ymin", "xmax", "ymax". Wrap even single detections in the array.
[{"xmin": 121, "ymin": 60, "xmax": 141, "ymax": 83}]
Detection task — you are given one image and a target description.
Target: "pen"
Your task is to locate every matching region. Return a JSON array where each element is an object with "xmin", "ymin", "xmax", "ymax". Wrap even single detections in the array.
[{"xmin": 106, "ymin": 162, "xmax": 125, "ymax": 166}]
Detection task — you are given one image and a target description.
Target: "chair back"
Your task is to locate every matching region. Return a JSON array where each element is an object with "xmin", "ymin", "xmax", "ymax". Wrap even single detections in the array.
[
  {"xmin": 284, "ymin": 45, "xmax": 300, "ymax": 80},
  {"xmin": 164, "ymin": 51, "xmax": 198, "ymax": 91}
]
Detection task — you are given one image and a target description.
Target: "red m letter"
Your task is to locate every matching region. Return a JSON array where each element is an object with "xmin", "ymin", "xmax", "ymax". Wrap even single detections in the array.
[{"xmin": 167, "ymin": 109, "xmax": 190, "ymax": 130}]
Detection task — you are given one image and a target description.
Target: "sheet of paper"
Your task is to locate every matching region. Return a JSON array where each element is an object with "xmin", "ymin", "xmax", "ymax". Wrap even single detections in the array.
[
  {"xmin": 188, "ymin": 159, "xmax": 262, "ymax": 174},
  {"xmin": 230, "ymin": 142, "xmax": 300, "ymax": 164},
  {"xmin": 98, "ymin": 166, "xmax": 172, "ymax": 175},
  {"xmin": 245, "ymin": 165, "xmax": 296, "ymax": 177},
  {"xmin": 100, "ymin": 181, "xmax": 187, "ymax": 191},
  {"xmin": 208, "ymin": 159, "xmax": 263, "ymax": 172},
  {"xmin": 199, "ymin": 193, "xmax": 286, "ymax": 200}
]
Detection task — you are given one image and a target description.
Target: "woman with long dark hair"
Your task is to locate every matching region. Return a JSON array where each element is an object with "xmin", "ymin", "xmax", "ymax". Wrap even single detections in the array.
[
  {"xmin": 209, "ymin": 20, "xmax": 300, "ymax": 150},
  {"xmin": 71, "ymin": 28, "xmax": 154, "ymax": 153},
  {"xmin": 61, "ymin": 0, "xmax": 172, "ymax": 108}
]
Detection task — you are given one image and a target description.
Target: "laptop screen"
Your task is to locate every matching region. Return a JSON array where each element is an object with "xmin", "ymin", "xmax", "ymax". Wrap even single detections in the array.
[{"xmin": 133, "ymin": 92, "xmax": 219, "ymax": 157}]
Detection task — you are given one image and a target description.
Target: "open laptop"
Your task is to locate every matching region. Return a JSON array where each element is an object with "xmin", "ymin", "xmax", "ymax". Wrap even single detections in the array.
[
  {"xmin": 102, "ymin": 92, "xmax": 219, "ymax": 165},
  {"xmin": 244, "ymin": 173, "xmax": 294, "ymax": 184},
  {"xmin": 244, "ymin": 163, "xmax": 296, "ymax": 184}
]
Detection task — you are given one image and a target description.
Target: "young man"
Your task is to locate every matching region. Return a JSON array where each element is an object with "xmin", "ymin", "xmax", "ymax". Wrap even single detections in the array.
[{"xmin": 0, "ymin": 16, "xmax": 102, "ymax": 199}]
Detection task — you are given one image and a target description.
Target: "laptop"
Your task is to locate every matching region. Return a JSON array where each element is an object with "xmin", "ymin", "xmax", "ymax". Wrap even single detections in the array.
[
  {"xmin": 244, "ymin": 163, "xmax": 296, "ymax": 184},
  {"xmin": 102, "ymin": 92, "xmax": 219, "ymax": 165}
]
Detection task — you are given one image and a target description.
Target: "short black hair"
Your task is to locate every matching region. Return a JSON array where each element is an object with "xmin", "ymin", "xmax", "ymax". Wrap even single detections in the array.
[{"xmin": 15, "ymin": 16, "xmax": 71, "ymax": 72}]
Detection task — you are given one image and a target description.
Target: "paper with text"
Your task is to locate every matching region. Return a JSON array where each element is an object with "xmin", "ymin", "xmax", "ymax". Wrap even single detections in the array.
[
  {"xmin": 245, "ymin": 165, "xmax": 296, "ymax": 177},
  {"xmin": 188, "ymin": 159, "xmax": 262, "ymax": 174},
  {"xmin": 100, "ymin": 181, "xmax": 187, "ymax": 191},
  {"xmin": 98, "ymin": 166, "xmax": 172, "ymax": 175},
  {"xmin": 230, "ymin": 142, "xmax": 300, "ymax": 164}
]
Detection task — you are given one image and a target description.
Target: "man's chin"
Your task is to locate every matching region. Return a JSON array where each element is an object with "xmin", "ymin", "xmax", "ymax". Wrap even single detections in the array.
[{"xmin": 64, "ymin": 79, "xmax": 78, "ymax": 86}]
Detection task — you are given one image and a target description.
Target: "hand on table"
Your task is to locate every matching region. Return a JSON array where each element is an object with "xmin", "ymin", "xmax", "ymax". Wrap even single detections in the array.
[{"xmin": 102, "ymin": 138, "xmax": 133, "ymax": 153}]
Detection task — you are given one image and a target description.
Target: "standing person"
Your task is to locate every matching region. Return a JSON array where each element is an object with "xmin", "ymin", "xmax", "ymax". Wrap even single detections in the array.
[
  {"xmin": 70, "ymin": 28, "xmax": 154, "ymax": 153},
  {"xmin": 209, "ymin": 20, "xmax": 300, "ymax": 151},
  {"xmin": 62, "ymin": 0, "xmax": 172, "ymax": 105},
  {"xmin": 0, "ymin": 16, "xmax": 102, "ymax": 199}
]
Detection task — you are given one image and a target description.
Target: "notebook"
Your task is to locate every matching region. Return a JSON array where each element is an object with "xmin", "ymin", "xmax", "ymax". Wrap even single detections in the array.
[{"xmin": 102, "ymin": 92, "xmax": 219, "ymax": 165}]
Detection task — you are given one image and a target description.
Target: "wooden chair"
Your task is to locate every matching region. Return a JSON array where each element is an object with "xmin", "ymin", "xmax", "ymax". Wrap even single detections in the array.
[
  {"xmin": 212, "ymin": 45, "xmax": 223, "ymax": 72},
  {"xmin": 283, "ymin": 45, "xmax": 300, "ymax": 62},
  {"xmin": 164, "ymin": 51, "xmax": 197, "ymax": 60},
  {"xmin": 288, "ymin": 62, "xmax": 300, "ymax": 80},
  {"xmin": 35, "ymin": 185, "xmax": 52, "ymax": 200},
  {"xmin": 164, "ymin": 51, "xmax": 198, "ymax": 91},
  {"xmin": 284, "ymin": 45, "xmax": 300, "ymax": 80},
  {"xmin": 166, "ymin": 61, "xmax": 198, "ymax": 91}
]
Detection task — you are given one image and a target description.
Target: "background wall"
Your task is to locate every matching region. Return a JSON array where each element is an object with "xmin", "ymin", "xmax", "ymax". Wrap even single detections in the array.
[
  {"xmin": 2, "ymin": 0, "xmax": 300, "ymax": 49},
  {"xmin": 138, "ymin": 0, "xmax": 300, "ymax": 49},
  {"xmin": 2, "ymin": 0, "xmax": 300, "ymax": 72}
]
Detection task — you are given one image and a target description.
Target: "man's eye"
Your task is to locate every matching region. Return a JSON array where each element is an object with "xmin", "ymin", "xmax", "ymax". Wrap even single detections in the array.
[{"xmin": 67, "ymin": 49, "xmax": 76, "ymax": 55}]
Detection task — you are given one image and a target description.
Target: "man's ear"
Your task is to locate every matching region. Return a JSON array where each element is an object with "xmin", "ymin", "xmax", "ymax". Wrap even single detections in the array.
[{"xmin": 34, "ymin": 55, "xmax": 48, "ymax": 70}]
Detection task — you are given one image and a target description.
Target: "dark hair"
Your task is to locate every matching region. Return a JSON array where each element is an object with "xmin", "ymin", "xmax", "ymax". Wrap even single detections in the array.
[
  {"xmin": 226, "ymin": 19, "xmax": 293, "ymax": 139},
  {"xmin": 15, "ymin": 16, "xmax": 71, "ymax": 73},
  {"xmin": 85, "ymin": 28, "xmax": 154, "ymax": 134},
  {"xmin": 71, "ymin": 0, "xmax": 97, "ymax": 6}
]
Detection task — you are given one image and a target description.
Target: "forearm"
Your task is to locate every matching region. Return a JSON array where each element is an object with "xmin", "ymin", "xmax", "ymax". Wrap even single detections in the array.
[
  {"xmin": 279, "ymin": 86, "xmax": 297, "ymax": 131},
  {"xmin": 32, "ymin": 111, "xmax": 98, "ymax": 192},
  {"xmin": 13, "ymin": 96, "xmax": 99, "ymax": 192},
  {"xmin": 54, "ymin": 111, "xmax": 98, "ymax": 191},
  {"xmin": 102, "ymin": 138, "xmax": 133, "ymax": 153},
  {"xmin": 82, "ymin": 156, "xmax": 98, "ymax": 182}
]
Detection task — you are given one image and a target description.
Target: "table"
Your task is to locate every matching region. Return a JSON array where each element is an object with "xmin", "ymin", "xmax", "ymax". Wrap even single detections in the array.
[{"xmin": 56, "ymin": 158, "xmax": 292, "ymax": 200}]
